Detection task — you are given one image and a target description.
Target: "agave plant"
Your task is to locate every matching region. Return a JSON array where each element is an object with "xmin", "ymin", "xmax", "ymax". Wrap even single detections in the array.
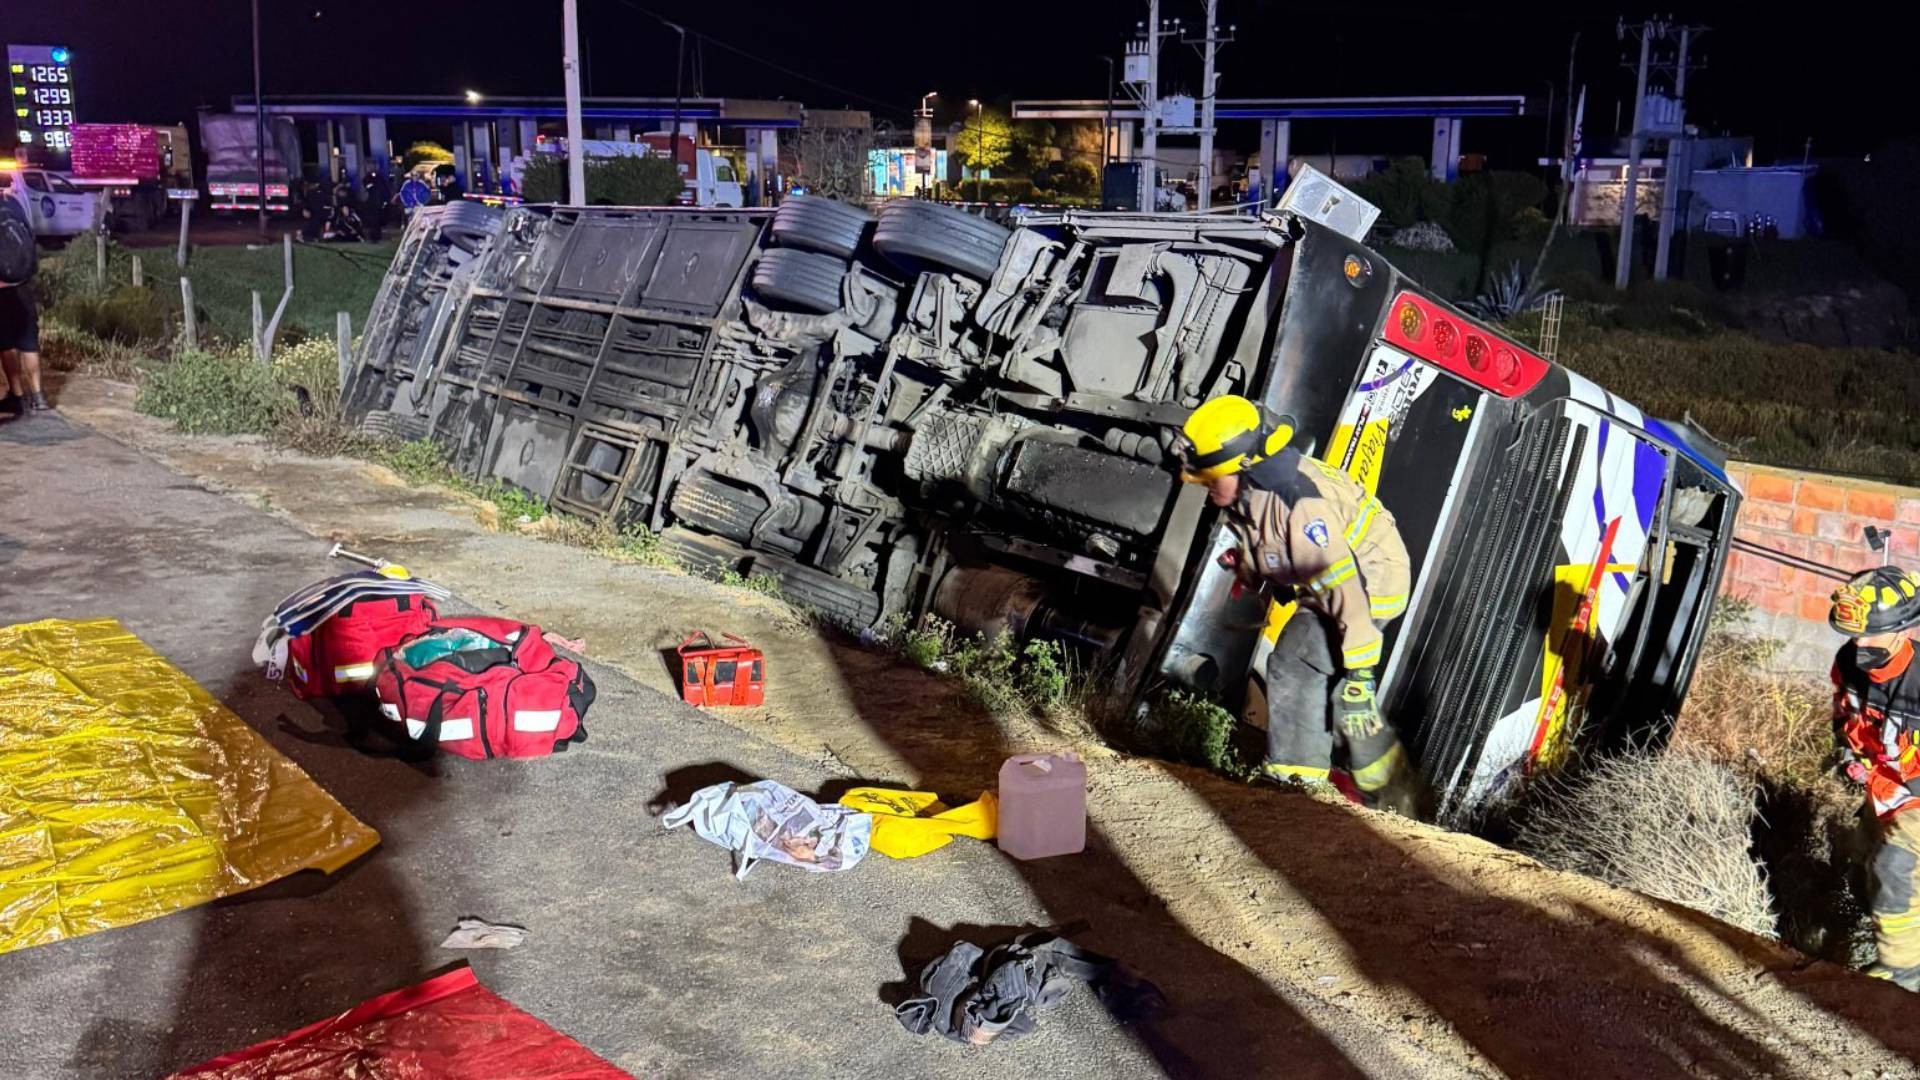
[{"xmin": 1461, "ymin": 262, "xmax": 1562, "ymax": 321}]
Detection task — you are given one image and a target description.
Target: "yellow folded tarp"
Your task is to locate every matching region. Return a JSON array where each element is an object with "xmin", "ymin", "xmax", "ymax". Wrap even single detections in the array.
[
  {"xmin": 0, "ymin": 618, "xmax": 379, "ymax": 954},
  {"xmin": 838, "ymin": 787, "xmax": 997, "ymax": 859}
]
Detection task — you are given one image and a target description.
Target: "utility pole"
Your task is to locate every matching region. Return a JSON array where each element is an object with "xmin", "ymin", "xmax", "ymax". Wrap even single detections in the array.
[
  {"xmin": 1102, "ymin": 57, "xmax": 1114, "ymax": 169},
  {"xmin": 1122, "ymin": 3, "xmax": 1180, "ymax": 212},
  {"xmin": 251, "ymin": 0, "xmax": 266, "ymax": 238},
  {"xmin": 1143, "ymin": 0, "xmax": 1161, "ymax": 212},
  {"xmin": 1653, "ymin": 24, "xmax": 1706, "ymax": 281},
  {"xmin": 1613, "ymin": 17, "xmax": 1660, "ymax": 291},
  {"xmin": 1183, "ymin": 3, "xmax": 1234, "ymax": 211},
  {"xmin": 668, "ymin": 22, "xmax": 687, "ymax": 160},
  {"xmin": 562, "ymin": 0, "xmax": 586, "ymax": 205}
]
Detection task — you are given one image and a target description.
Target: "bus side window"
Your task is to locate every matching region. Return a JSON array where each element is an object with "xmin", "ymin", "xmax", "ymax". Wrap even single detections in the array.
[
  {"xmin": 750, "ymin": 659, "xmax": 763, "ymax": 683},
  {"xmin": 713, "ymin": 659, "xmax": 737, "ymax": 686},
  {"xmin": 684, "ymin": 660, "xmax": 703, "ymax": 685}
]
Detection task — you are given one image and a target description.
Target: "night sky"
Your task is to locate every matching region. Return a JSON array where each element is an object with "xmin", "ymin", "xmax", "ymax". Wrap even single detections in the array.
[{"xmin": 9, "ymin": 2, "xmax": 1915, "ymax": 165}]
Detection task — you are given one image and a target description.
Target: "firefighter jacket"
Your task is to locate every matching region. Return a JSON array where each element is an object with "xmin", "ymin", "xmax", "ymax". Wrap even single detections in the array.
[
  {"xmin": 1226, "ymin": 449, "xmax": 1412, "ymax": 672},
  {"xmin": 1833, "ymin": 638, "xmax": 1920, "ymax": 821}
]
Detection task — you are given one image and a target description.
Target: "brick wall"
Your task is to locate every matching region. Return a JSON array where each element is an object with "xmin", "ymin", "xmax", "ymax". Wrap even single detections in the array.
[{"xmin": 1721, "ymin": 462, "xmax": 1920, "ymax": 665}]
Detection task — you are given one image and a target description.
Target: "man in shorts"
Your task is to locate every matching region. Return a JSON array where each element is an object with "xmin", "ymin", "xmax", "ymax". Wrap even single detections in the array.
[{"xmin": 0, "ymin": 282, "xmax": 48, "ymax": 417}]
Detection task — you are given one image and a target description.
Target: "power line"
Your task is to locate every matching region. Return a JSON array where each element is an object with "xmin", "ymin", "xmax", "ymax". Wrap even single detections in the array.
[{"xmin": 602, "ymin": 0, "xmax": 910, "ymax": 118}]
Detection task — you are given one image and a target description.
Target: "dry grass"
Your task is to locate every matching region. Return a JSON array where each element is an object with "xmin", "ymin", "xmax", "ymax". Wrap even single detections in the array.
[
  {"xmin": 1664, "ymin": 616, "xmax": 1874, "ymax": 962},
  {"xmin": 1514, "ymin": 748, "xmax": 1777, "ymax": 937},
  {"xmin": 1671, "ymin": 630, "xmax": 1833, "ymax": 788}
]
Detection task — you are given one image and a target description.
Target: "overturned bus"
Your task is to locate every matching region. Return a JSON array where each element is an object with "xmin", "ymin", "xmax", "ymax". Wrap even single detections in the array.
[{"xmin": 343, "ymin": 188, "xmax": 1738, "ymax": 823}]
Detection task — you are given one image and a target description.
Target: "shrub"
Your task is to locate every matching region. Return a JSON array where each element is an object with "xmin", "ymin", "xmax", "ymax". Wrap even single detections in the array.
[
  {"xmin": 1351, "ymin": 157, "xmax": 1443, "ymax": 229},
  {"xmin": 1056, "ymin": 159, "xmax": 1100, "ymax": 198},
  {"xmin": 271, "ymin": 336, "xmax": 360, "ymax": 456},
  {"xmin": 1513, "ymin": 748, "xmax": 1776, "ymax": 937},
  {"xmin": 38, "ymin": 318, "xmax": 142, "ymax": 380},
  {"xmin": 49, "ymin": 283, "xmax": 170, "ymax": 344},
  {"xmin": 1144, "ymin": 690, "xmax": 1252, "ymax": 778},
  {"xmin": 136, "ymin": 348, "xmax": 289, "ymax": 435}
]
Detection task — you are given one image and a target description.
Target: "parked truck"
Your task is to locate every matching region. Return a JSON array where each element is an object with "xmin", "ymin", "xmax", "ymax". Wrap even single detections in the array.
[
  {"xmin": 198, "ymin": 112, "xmax": 300, "ymax": 214},
  {"xmin": 66, "ymin": 123, "xmax": 193, "ymax": 231}
]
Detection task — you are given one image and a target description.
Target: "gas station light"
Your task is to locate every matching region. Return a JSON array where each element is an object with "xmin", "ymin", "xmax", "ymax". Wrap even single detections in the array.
[{"xmin": 465, "ymin": 89, "xmax": 483, "ymax": 104}]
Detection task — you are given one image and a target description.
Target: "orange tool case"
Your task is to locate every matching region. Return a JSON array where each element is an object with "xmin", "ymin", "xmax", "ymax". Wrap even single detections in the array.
[{"xmin": 676, "ymin": 631, "xmax": 765, "ymax": 707}]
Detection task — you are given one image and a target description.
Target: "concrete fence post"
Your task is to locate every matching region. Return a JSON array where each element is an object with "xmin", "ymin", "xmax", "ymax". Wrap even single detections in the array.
[
  {"xmin": 131, "ymin": 256, "xmax": 143, "ymax": 288},
  {"xmin": 180, "ymin": 277, "xmax": 198, "ymax": 348},
  {"xmin": 176, "ymin": 198, "xmax": 193, "ymax": 270},
  {"xmin": 259, "ymin": 233, "xmax": 295, "ymax": 363},
  {"xmin": 94, "ymin": 231, "xmax": 106, "ymax": 285},
  {"xmin": 336, "ymin": 311, "xmax": 352, "ymax": 386},
  {"xmin": 251, "ymin": 290, "xmax": 265, "ymax": 364}
]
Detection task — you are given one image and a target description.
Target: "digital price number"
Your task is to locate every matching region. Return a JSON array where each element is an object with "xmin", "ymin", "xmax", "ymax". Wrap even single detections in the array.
[{"xmin": 8, "ymin": 45, "xmax": 76, "ymax": 166}]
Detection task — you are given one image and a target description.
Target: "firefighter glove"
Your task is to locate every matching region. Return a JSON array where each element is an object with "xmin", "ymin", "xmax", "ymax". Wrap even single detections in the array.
[{"xmin": 1337, "ymin": 670, "xmax": 1382, "ymax": 740}]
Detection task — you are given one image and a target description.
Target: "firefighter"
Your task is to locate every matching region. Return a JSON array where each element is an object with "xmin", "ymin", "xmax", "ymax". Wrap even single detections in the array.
[
  {"xmin": 1829, "ymin": 565, "xmax": 1920, "ymax": 990},
  {"xmin": 1177, "ymin": 394, "xmax": 1420, "ymax": 811}
]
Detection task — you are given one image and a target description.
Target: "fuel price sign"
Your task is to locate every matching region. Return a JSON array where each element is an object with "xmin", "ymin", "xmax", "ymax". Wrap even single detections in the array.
[{"xmin": 8, "ymin": 45, "xmax": 76, "ymax": 168}]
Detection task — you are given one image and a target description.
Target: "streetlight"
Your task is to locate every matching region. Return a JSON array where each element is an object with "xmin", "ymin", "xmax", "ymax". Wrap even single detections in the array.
[
  {"xmin": 464, "ymin": 89, "xmax": 483, "ymax": 105},
  {"xmin": 914, "ymin": 92, "xmax": 937, "ymax": 198},
  {"xmin": 969, "ymin": 98, "xmax": 983, "ymax": 202}
]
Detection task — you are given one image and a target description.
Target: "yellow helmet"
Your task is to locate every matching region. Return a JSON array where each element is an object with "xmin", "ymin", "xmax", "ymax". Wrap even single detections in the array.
[{"xmin": 1177, "ymin": 395, "xmax": 1295, "ymax": 484}]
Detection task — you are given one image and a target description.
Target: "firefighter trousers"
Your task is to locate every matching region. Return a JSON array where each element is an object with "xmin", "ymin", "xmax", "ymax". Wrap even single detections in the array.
[
  {"xmin": 1870, "ymin": 809, "xmax": 1920, "ymax": 990},
  {"xmin": 1263, "ymin": 612, "xmax": 1420, "ymax": 813}
]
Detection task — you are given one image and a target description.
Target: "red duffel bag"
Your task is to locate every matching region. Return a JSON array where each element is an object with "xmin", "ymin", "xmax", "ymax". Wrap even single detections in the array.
[
  {"xmin": 287, "ymin": 595, "xmax": 439, "ymax": 700},
  {"xmin": 369, "ymin": 616, "xmax": 595, "ymax": 759}
]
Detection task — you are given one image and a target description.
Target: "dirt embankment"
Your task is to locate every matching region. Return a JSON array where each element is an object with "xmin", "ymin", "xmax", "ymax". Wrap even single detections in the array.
[{"xmin": 58, "ymin": 374, "xmax": 1920, "ymax": 1079}]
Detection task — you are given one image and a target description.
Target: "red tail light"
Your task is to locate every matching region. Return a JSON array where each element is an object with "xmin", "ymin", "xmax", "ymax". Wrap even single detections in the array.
[{"xmin": 1381, "ymin": 291, "xmax": 1546, "ymax": 398}]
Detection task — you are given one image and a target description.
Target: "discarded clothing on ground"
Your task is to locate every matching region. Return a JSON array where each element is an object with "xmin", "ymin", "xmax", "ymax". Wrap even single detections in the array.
[
  {"xmin": 896, "ymin": 933, "xmax": 1167, "ymax": 1046},
  {"xmin": 166, "ymin": 965, "xmax": 631, "ymax": 1079},
  {"xmin": 440, "ymin": 917, "xmax": 529, "ymax": 950},
  {"xmin": 661, "ymin": 779, "xmax": 871, "ymax": 880},
  {"xmin": 0, "ymin": 618, "xmax": 379, "ymax": 955},
  {"xmin": 838, "ymin": 787, "xmax": 998, "ymax": 859},
  {"xmin": 253, "ymin": 571, "xmax": 450, "ymax": 683}
]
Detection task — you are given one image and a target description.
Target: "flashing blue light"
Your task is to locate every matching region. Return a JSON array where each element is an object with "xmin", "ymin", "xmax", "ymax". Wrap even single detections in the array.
[{"xmin": 49, "ymin": 48, "xmax": 69, "ymax": 64}]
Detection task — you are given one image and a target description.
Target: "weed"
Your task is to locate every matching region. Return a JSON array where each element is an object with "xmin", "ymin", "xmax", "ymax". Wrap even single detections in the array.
[
  {"xmin": 270, "ymin": 336, "xmax": 363, "ymax": 456},
  {"xmin": 489, "ymin": 484, "xmax": 549, "ymax": 524},
  {"xmin": 613, "ymin": 522, "xmax": 676, "ymax": 568},
  {"xmin": 136, "ymin": 348, "xmax": 290, "ymax": 435},
  {"xmin": 1144, "ymin": 690, "xmax": 1256, "ymax": 779},
  {"xmin": 375, "ymin": 439, "xmax": 454, "ymax": 486},
  {"xmin": 1017, "ymin": 638, "xmax": 1070, "ymax": 712},
  {"xmin": 716, "ymin": 568, "xmax": 784, "ymax": 598},
  {"xmin": 38, "ymin": 318, "xmax": 142, "ymax": 381}
]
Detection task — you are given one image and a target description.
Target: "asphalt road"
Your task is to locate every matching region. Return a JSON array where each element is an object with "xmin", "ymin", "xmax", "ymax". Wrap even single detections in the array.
[{"xmin": 0, "ymin": 412, "xmax": 1169, "ymax": 1078}]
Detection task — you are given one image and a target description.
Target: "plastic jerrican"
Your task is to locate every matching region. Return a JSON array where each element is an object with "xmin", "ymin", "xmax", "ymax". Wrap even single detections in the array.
[{"xmin": 997, "ymin": 753, "xmax": 1086, "ymax": 860}]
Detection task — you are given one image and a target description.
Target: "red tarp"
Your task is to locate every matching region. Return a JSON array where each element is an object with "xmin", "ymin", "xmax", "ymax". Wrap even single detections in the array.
[{"xmin": 167, "ymin": 967, "xmax": 632, "ymax": 1080}]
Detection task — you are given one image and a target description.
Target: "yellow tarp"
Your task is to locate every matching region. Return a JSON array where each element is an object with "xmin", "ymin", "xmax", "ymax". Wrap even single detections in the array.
[{"xmin": 0, "ymin": 618, "xmax": 379, "ymax": 954}]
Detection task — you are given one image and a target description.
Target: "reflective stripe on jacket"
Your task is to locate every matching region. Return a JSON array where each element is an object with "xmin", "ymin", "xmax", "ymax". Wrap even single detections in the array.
[{"xmin": 1228, "ymin": 449, "xmax": 1412, "ymax": 671}]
